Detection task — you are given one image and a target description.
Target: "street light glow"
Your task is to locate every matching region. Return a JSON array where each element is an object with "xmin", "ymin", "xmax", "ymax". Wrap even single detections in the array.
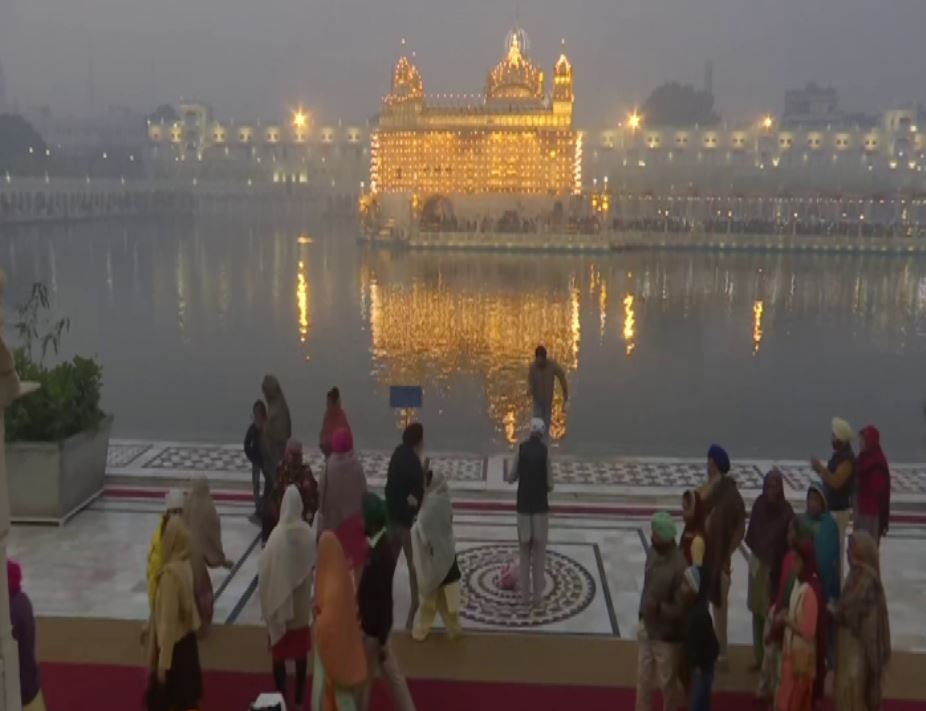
[
  {"xmin": 628, "ymin": 112, "xmax": 642, "ymax": 131},
  {"xmin": 292, "ymin": 109, "xmax": 308, "ymax": 130},
  {"xmin": 762, "ymin": 116, "xmax": 774, "ymax": 130}
]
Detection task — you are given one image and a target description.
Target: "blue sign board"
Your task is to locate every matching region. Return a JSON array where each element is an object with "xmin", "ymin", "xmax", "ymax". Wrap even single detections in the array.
[{"xmin": 389, "ymin": 385, "xmax": 423, "ymax": 409}]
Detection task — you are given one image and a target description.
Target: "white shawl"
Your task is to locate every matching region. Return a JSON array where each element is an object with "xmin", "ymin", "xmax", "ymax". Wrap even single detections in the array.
[
  {"xmin": 259, "ymin": 484, "xmax": 316, "ymax": 645},
  {"xmin": 411, "ymin": 472, "xmax": 457, "ymax": 596}
]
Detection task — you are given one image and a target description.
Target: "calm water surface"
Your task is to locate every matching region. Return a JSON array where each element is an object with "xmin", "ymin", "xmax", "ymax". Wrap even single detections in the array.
[{"xmin": 3, "ymin": 214, "xmax": 926, "ymax": 460}]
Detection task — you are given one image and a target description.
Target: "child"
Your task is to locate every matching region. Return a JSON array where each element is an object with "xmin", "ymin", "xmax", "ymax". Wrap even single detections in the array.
[
  {"xmin": 244, "ymin": 399, "xmax": 267, "ymax": 524},
  {"xmin": 682, "ymin": 566, "xmax": 719, "ymax": 711}
]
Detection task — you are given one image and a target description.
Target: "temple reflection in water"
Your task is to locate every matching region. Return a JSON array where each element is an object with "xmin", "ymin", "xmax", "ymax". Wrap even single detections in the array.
[{"xmin": 360, "ymin": 247, "xmax": 926, "ymax": 445}]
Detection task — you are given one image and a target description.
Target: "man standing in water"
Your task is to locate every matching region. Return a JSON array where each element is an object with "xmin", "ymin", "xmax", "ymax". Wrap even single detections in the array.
[{"xmin": 527, "ymin": 345, "xmax": 568, "ymax": 437}]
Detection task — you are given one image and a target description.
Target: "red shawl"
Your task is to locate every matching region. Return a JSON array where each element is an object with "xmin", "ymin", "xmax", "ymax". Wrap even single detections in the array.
[{"xmin": 857, "ymin": 425, "xmax": 891, "ymax": 534}]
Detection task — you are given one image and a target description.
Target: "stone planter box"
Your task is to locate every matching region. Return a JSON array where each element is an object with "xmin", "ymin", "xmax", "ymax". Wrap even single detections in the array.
[{"xmin": 7, "ymin": 415, "xmax": 113, "ymax": 524}]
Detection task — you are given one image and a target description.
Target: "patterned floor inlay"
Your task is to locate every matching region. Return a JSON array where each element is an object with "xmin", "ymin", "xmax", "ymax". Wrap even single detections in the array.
[
  {"xmin": 106, "ymin": 443, "xmax": 151, "ymax": 468},
  {"xmin": 551, "ymin": 459, "xmax": 765, "ymax": 490},
  {"xmin": 457, "ymin": 543, "xmax": 596, "ymax": 629}
]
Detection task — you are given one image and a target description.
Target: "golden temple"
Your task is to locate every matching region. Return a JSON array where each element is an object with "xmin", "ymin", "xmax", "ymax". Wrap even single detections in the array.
[{"xmin": 370, "ymin": 28, "xmax": 581, "ymax": 198}]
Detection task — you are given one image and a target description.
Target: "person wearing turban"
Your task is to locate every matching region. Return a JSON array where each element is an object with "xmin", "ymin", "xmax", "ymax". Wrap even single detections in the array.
[
  {"xmin": 635, "ymin": 512, "xmax": 687, "ymax": 711},
  {"xmin": 811, "ymin": 417, "xmax": 857, "ymax": 584}
]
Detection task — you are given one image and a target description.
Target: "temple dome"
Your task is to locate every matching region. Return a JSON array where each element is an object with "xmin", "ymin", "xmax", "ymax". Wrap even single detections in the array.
[
  {"xmin": 388, "ymin": 54, "xmax": 424, "ymax": 104},
  {"xmin": 485, "ymin": 27, "xmax": 544, "ymax": 102}
]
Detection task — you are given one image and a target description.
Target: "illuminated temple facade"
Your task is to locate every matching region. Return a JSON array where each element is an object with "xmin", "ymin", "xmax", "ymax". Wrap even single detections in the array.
[{"xmin": 369, "ymin": 28, "xmax": 581, "ymax": 215}]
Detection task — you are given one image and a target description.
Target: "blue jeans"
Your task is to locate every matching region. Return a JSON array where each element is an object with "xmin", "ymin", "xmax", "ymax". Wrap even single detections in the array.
[{"xmin": 689, "ymin": 664, "xmax": 714, "ymax": 711}]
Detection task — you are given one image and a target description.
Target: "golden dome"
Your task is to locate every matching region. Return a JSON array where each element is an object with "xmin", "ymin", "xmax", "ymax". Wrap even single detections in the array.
[
  {"xmin": 485, "ymin": 28, "xmax": 544, "ymax": 102},
  {"xmin": 553, "ymin": 53, "xmax": 573, "ymax": 103},
  {"xmin": 388, "ymin": 55, "xmax": 424, "ymax": 104}
]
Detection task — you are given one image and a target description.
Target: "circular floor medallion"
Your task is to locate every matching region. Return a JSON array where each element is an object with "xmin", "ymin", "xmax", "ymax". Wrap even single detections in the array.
[{"xmin": 456, "ymin": 543, "xmax": 596, "ymax": 628}]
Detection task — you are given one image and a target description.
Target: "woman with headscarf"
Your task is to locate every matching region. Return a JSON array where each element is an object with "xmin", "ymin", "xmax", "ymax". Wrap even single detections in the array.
[
  {"xmin": 7, "ymin": 561, "xmax": 46, "ymax": 711},
  {"xmin": 319, "ymin": 386, "xmax": 352, "ymax": 460},
  {"xmin": 147, "ymin": 489, "xmax": 186, "ymax": 614},
  {"xmin": 680, "ymin": 489, "xmax": 707, "ymax": 567},
  {"xmin": 745, "ymin": 469, "xmax": 794, "ymax": 670},
  {"xmin": 855, "ymin": 425, "xmax": 891, "ymax": 545},
  {"xmin": 145, "ymin": 517, "xmax": 202, "ymax": 711},
  {"xmin": 265, "ymin": 439, "xmax": 319, "ymax": 543},
  {"xmin": 260, "ymin": 374, "xmax": 292, "ymax": 513},
  {"xmin": 775, "ymin": 539, "xmax": 822, "ymax": 711},
  {"xmin": 411, "ymin": 470, "xmax": 462, "ymax": 642},
  {"xmin": 801, "ymin": 483, "xmax": 841, "ymax": 607},
  {"xmin": 318, "ymin": 428, "xmax": 368, "ymax": 578},
  {"xmin": 834, "ymin": 531, "xmax": 891, "ymax": 711},
  {"xmin": 183, "ymin": 475, "xmax": 234, "ymax": 636},
  {"xmin": 311, "ymin": 532, "xmax": 367, "ymax": 711},
  {"xmin": 259, "ymin": 485, "xmax": 317, "ymax": 710}
]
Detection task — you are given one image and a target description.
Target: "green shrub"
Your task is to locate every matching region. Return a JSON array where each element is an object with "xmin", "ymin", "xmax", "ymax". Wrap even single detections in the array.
[
  {"xmin": 5, "ymin": 283, "xmax": 105, "ymax": 442},
  {"xmin": 6, "ymin": 350, "xmax": 105, "ymax": 442}
]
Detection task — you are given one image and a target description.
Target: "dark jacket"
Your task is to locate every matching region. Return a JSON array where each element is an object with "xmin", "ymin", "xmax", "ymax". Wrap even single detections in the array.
[
  {"xmin": 685, "ymin": 574, "xmax": 720, "ymax": 671},
  {"xmin": 385, "ymin": 444, "xmax": 424, "ymax": 528},
  {"xmin": 357, "ymin": 534, "xmax": 398, "ymax": 644},
  {"xmin": 823, "ymin": 445, "xmax": 856, "ymax": 512},
  {"xmin": 515, "ymin": 437, "xmax": 551, "ymax": 515},
  {"xmin": 10, "ymin": 590, "xmax": 41, "ymax": 705},
  {"xmin": 243, "ymin": 424, "xmax": 262, "ymax": 468},
  {"xmin": 638, "ymin": 541, "xmax": 687, "ymax": 642}
]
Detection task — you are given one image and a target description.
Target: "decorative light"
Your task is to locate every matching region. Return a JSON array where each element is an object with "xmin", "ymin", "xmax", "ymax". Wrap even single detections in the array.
[
  {"xmin": 762, "ymin": 116, "xmax": 774, "ymax": 130},
  {"xmin": 628, "ymin": 112, "xmax": 642, "ymax": 131}
]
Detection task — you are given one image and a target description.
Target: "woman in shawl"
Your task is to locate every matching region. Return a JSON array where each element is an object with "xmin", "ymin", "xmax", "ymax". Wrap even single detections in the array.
[
  {"xmin": 775, "ymin": 539, "xmax": 822, "ymax": 711},
  {"xmin": 266, "ymin": 440, "xmax": 319, "ymax": 543},
  {"xmin": 411, "ymin": 470, "xmax": 462, "ymax": 642},
  {"xmin": 311, "ymin": 532, "xmax": 367, "ymax": 711},
  {"xmin": 680, "ymin": 489, "xmax": 707, "ymax": 567},
  {"xmin": 801, "ymin": 483, "xmax": 840, "ymax": 606},
  {"xmin": 318, "ymin": 428, "xmax": 368, "ymax": 579},
  {"xmin": 260, "ymin": 375, "xmax": 292, "ymax": 525},
  {"xmin": 834, "ymin": 531, "xmax": 891, "ymax": 711},
  {"xmin": 259, "ymin": 484, "xmax": 317, "ymax": 710},
  {"xmin": 319, "ymin": 387, "xmax": 352, "ymax": 460},
  {"xmin": 145, "ymin": 517, "xmax": 202, "ymax": 711},
  {"xmin": 855, "ymin": 426, "xmax": 891, "ymax": 545},
  {"xmin": 7, "ymin": 561, "xmax": 46, "ymax": 711},
  {"xmin": 745, "ymin": 469, "xmax": 794, "ymax": 669},
  {"xmin": 183, "ymin": 475, "xmax": 234, "ymax": 636}
]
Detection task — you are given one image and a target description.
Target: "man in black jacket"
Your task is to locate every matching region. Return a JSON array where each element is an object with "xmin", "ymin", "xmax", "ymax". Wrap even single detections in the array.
[
  {"xmin": 357, "ymin": 493, "xmax": 417, "ymax": 711},
  {"xmin": 385, "ymin": 422, "xmax": 426, "ymax": 624}
]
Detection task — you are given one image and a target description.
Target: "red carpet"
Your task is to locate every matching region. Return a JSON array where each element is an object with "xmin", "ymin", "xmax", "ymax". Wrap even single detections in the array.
[{"xmin": 41, "ymin": 662, "xmax": 926, "ymax": 710}]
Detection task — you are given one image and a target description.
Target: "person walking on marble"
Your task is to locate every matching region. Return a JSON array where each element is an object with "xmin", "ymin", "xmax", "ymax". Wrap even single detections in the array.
[
  {"xmin": 260, "ymin": 374, "xmax": 292, "ymax": 538},
  {"xmin": 319, "ymin": 386, "xmax": 352, "ymax": 460},
  {"xmin": 701, "ymin": 444, "xmax": 745, "ymax": 668},
  {"xmin": 505, "ymin": 417, "xmax": 554, "ymax": 607},
  {"xmin": 357, "ymin": 493, "xmax": 417, "ymax": 711},
  {"xmin": 145, "ymin": 516, "xmax": 203, "ymax": 711},
  {"xmin": 259, "ymin": 484, "xmax": 317, "ymax": 711},
  {"xmin": 833, "ymin": 530, "xmax": 891, "ymax": 711},
  {"xmin": 811, "ymin": 417, "xmax": 856, "ymax": 583},
  {"xmin": 147, "ymin": 488, "xmax": 186, "ymax": 614},
  {"xmin": 183, "ymin": 474, "xmax": 234, "ymax": 637},
  {"xmin": 411, "ymin": 469, "xmax": 463, "ymax": 641},
  {"xmin": 318, "ymin": 427, "xmax": 369, "ymax": 581},
  {"xmin": 854, "ymin": 425, "xmax": 891, "ymax": 546},
  {"xmin": 527, "ymin": 345, "xmax": 568, "ymax": 438},
  {"xmin": 385, "ymin": 422, "xmax": 426, "ymax": 626},
  {"xmin": 745, "ymin": 469, "xmax": 794, "ymax": 671},
  {"xmin": 7, "ymin": 561, "xmax": 47, "ymax": 711},
  {"xmin": 244, "ymin": 398, "xmax": 268, "ymax": 525},
  {"xmin": 635, "ymin": 512, "xmax": 687, "ymax": 711}
]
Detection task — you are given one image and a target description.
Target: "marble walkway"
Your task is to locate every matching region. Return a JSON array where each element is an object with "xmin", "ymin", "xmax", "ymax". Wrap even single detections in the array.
[{"xmin": 8, "ymin": 439, "xmax": 926, "ymax": 652}]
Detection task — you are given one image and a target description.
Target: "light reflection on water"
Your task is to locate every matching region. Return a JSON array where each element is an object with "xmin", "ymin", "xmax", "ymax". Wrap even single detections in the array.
[{"xmin": 3, "ymin": 216, "xmax": 926, "ymax": 459}]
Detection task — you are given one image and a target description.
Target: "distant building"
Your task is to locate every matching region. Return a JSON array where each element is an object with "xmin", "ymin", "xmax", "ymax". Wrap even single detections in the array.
[{"xmin": 782, "ymin": 83, "xmax": 842, "ymax": 128}]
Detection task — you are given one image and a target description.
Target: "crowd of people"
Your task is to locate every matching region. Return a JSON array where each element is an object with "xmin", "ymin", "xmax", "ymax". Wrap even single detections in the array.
[
  {"xmin": 638, "ymin": 418, "xmax": 893, "ymax": 711},
  {"xmin": 59, "ymin": 343, "xmax": 889, "ymax": 711}
]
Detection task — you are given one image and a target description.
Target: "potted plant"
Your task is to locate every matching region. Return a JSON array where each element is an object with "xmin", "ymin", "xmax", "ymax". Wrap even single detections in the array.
[{"xmin": 5, "ymin": 282, "xmax": 111, "ymax": 523}]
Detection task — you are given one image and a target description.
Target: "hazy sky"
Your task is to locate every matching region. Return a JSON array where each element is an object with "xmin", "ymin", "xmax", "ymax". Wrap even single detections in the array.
[{"xmin": 2, "ymin": 0, "xmax": 924, "ymax": 126}]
